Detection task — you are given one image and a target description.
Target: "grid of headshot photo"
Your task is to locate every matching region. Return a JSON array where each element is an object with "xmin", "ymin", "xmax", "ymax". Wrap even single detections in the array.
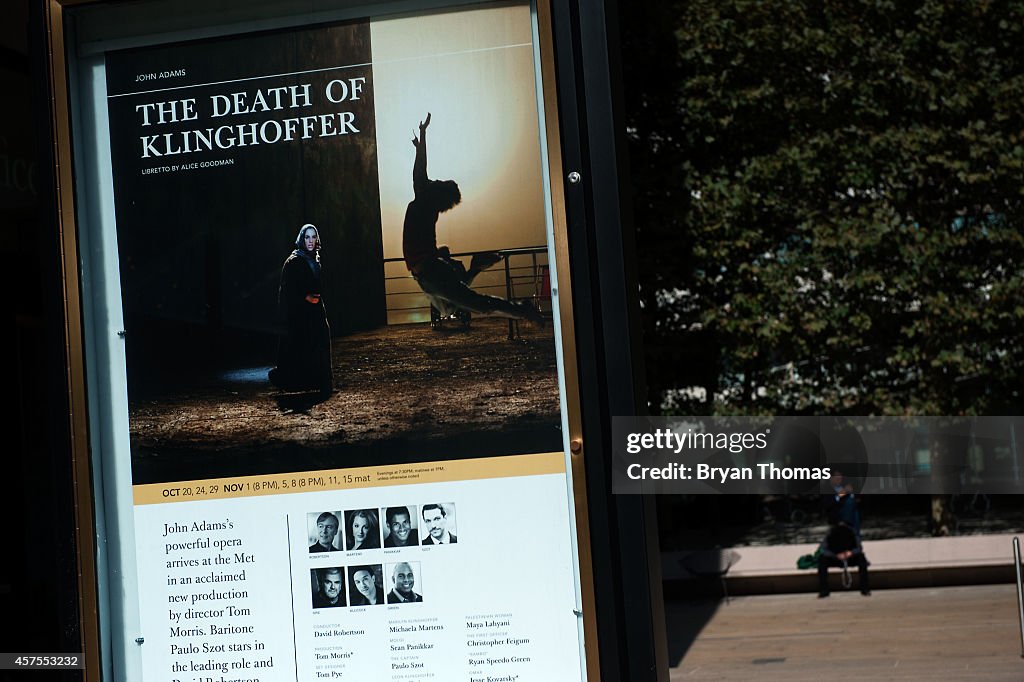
[
  {"xmin": 306, "ymin": 503, "xmax": 458, "ymax": 611},
  {"xmin": 308, "ymin": 503, "xmax": 459, "ymax": 556},
  {"xmin": 309, "ymin": 563, "xmax": 428, "ymax": 609}
]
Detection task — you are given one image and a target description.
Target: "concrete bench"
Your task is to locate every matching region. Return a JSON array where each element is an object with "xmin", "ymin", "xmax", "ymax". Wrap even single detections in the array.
[{"xmin": 664, "ymin": 532, "xmax": 1021, "ymax": 596}]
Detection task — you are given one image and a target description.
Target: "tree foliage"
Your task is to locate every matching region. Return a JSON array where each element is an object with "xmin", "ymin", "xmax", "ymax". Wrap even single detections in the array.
[{"xmin": 622, "ymin": 0, "xmax": 1024, "ymax": 416}]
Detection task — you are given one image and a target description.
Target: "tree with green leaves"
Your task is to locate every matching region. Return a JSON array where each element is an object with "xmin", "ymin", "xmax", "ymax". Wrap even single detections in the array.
[
  {"xmin": 621, "ymin": 1, "xmax": 1024, "ymax": 534},
  {"xmin": 623, "ymin": 0, "xmax": 1024, "ymax": 418}
]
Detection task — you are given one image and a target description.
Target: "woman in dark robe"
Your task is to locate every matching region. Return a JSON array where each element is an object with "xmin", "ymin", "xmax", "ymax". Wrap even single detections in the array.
[{"xmin": 269, "ymin": 224, "xmax": 332, "ymax": 394}]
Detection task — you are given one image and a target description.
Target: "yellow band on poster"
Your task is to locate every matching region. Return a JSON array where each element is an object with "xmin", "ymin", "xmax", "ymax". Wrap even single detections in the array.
[{"xmin": 132, "ymin": 451, "xmax": 566, "ymax": 505}]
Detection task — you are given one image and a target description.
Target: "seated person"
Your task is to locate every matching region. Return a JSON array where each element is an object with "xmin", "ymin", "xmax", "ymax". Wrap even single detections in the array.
[{"xmin": 818, "ymin": 522, "xmax": 870, "ymax": 598}]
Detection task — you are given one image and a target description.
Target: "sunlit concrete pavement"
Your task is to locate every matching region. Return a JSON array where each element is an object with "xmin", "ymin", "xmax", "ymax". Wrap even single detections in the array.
[{"xmin": 667, "ymin": 584, "xmax": 1024, "ymax": 680}]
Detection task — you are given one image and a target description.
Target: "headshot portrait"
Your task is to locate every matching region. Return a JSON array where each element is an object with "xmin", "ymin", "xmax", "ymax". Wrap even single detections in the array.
[
  {"xmin": 420, "ymin": 503, "xmax": 458, "ymax": 545},
  {"xmin": 348, "ymin": 564, "xmax": 384, "ymax": 606},
  {"xmin": 310, "ymin": 566, "xmax": 346, "ymax": 609},
  {"xmin": 345, "ymin": 509, "xmax": 381, "ymax": 551},
  {"xmin": 386, "ymin": 561, "xmax": 423, "ymax": 604},
  {"xmin": 382, "ymin": 505, "xmax": 419, "ymax": 547},
  {"xmin": 307, "ymin": 511, "xmax": 342, "ymax": 553}
]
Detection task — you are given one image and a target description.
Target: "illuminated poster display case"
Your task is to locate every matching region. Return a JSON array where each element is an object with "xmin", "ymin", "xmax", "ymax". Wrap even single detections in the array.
[{"xmin": 39, "ymin": 0, "xmax": 664, "ymax": 678}]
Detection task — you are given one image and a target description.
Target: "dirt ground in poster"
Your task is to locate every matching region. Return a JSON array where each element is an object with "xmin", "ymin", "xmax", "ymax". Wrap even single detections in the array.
[{"xmin": 129, "ymin": 318, "xmax": 560, "ymax": 484}]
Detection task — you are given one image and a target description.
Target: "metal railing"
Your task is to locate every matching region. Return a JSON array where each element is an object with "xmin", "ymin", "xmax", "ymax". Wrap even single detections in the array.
[
  {"xmin": 383, "ymin": 246, "xmax": 549, "ymax": 338},
  {"xmin": 1015, "ymin": 537, "xmax": 1024, "ymax": 658}
]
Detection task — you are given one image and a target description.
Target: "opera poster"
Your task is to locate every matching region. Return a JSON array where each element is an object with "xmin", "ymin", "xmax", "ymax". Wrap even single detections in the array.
[{"xmin": 104, "ymin": 2, "xmax": 561, "ymax": 485}]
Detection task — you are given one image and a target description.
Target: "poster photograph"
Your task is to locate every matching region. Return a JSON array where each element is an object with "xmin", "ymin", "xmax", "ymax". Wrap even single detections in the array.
[
  {"xmin": 104, "ymin": 1, "xmax": 561, "ymax": 486},
  {"xmin": 84, "ymin": 2, "xmax": 590, "ymax": 680}
]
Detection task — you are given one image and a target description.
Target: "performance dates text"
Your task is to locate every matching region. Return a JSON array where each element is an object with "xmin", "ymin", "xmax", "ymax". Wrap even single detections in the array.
[{"xmin": 159, "ymin": 472, "xmax": 374, "ymax": 499}]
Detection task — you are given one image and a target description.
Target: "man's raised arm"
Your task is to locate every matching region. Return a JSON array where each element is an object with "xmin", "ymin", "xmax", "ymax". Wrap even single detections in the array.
[{"xmin": 411, "ymin": 112, "xmax": 431, "ymax": 195}]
